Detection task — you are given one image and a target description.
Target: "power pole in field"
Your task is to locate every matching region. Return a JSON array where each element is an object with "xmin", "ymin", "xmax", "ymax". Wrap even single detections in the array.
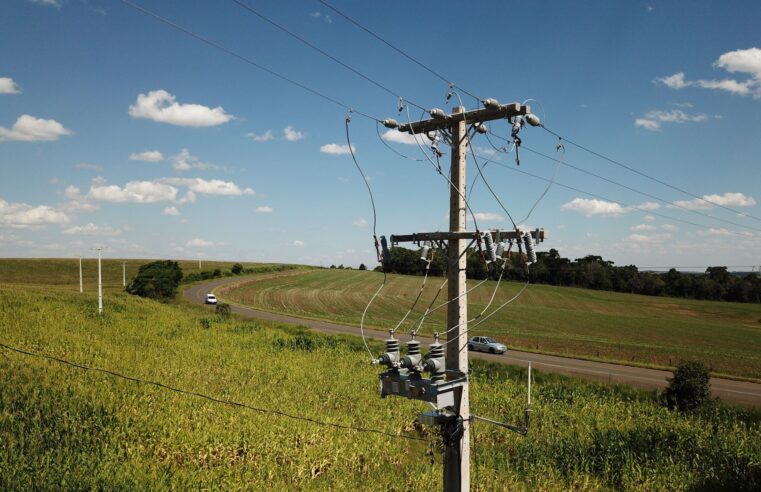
[
  {"xmin": 92, "ymin": 247, "xmax": 103, "ymax": 314},
  {"xmin": 375, "ymin": 101, "xmax": 546, "ymax": 491},
  {"xmin": 122, "ymin": 261, "xmax": 126, "ymax": 287},
  {"xmin": 79, "ymin": 257, "xmax": 83, "ymax": 293}
]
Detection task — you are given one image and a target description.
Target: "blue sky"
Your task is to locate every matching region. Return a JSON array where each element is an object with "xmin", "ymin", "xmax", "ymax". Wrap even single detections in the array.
[{"xmin": 2, "ymin": 0, "xmax": 760, "ymax": 270}]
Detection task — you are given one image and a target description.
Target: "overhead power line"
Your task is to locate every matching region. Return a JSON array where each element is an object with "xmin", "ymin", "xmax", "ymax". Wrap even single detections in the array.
[
  {"xmin": 0, "ymin": 341, "xmax": 426, "ymax": 442},
  {"xmin": 119, "ymin": 0, "xmax": 380, "ymax": 122}
]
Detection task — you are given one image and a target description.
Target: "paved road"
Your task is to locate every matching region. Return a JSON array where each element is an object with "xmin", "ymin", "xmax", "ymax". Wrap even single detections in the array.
[{"xmin": 185, "ymin": 275, "xmax": 761, "ymax": 407}]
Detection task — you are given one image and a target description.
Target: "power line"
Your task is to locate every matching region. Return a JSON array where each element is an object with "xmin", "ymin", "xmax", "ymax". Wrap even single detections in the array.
[
  {"xmin": 119, "ymin": 0, "xmax": 380, "ymax": 122},
  {"xmin": 0, "ymin": 341, "xmax": 426, "ymax": 442},
  {"xmin": 228, "ymin": 0, "xmax": 429, "ymax": 113},
  {"xmin": 541, "ymin": 126, "xmax": 761, "ymax": 223}
]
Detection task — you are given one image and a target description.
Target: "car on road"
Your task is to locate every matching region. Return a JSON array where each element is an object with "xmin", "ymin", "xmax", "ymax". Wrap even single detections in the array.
[
  {"xmin": 468, "ymin": 336, "xmax": 507, "ymax": 354},
  {"xmin": 205, "ymin": 294, "xmax": 218, "ymax": 305}
]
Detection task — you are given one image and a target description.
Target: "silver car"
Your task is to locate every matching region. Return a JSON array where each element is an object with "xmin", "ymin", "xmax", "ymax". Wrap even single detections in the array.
[{"xmin": 468, "ymin": 336, "xmax": 507, "ymax": 354}]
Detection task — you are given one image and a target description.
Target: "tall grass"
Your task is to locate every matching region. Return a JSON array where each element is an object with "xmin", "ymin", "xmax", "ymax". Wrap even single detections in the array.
[{"xmin": 1, "ymin": 284, "xmax": 760, "ymax": 490}]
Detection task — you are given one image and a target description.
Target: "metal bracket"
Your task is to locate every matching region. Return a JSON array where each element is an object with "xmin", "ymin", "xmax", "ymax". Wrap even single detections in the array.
[{"xmin": 379, "ymin": 370, "xmax": 468, "ymax": 409}]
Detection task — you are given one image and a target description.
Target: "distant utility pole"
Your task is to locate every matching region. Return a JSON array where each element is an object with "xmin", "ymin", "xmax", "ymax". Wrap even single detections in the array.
[
  {"xmin": 92, "ymin": 247, "xmax": 103, "ymax": 315},
  {"xmin": 79, "ymin": 257, "xmax": 83, "ymax": 293},
  {"xmin": 199, "ymin": 258, "xmax": 202, "ymax": 270},
  {"xmin": 122, "ymin": 261, "xmax": 126, "ymax": 287},
  {"xmin": 376, "ymin": 101, "xmax": 546, "ymax": 492}
]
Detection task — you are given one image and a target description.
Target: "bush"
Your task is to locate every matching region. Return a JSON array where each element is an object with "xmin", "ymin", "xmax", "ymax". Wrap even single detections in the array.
[
  {"xmin": 212, "ymin": 269, "xmax": 222, "ymax": 278},
  {"xmin": 231, "ymin": 263, "xmax": 243, "ymax": 275},
  {"xmin": 359, "ymin": 263, "xmax": 367, "ymax": 271},
  {"xmin": 215, "ymin": 303, "xmax": 232, "ymax": 317},
  {"xmin": 663, "ymin": 360, "xmax": 712, "ymax": 411},
  {"xmin": 126, "ymin": 260, "xmax": 183, "ymax": 301}
]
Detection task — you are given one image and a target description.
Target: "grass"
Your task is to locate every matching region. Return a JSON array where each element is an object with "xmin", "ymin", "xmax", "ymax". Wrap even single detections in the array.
[
  {"xmin": 220, "ymin": 269, "xmax": 761, "ymax": 380},
  {"xmin": 1, "ymin": 281, "xmax": 760, "ymax": 490}
]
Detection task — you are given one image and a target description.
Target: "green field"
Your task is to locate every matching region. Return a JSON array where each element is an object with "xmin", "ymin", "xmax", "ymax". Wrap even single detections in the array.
[
  {"xmin": 2, "ymin": 272, "xmax": 760, "ymax": 490},
  {"xmin": 220, "ymin": 269, "xmax": 761, "ymax": 380}
]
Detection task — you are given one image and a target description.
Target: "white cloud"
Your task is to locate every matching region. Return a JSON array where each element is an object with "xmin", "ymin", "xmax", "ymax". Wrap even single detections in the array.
[
  {"xmin": 162, "ymin": 177, "xmax": 254, "ymax": 196},
  {"xmin": 561, "ymin": 198, "xmax": 627, "ymax": 216},
  {"xmin": 247, "ymin": 130, "xmax": 273, "ymax": 142},
  {"xmin": 643, "ymin": 215, "xmax": 656, "ymax": 222},
  {"xmin": 129, "ymin": 150, "xmax": 164, "ymax": 162},
  {"xmin": 186, "ymin": 238, "xmax": 223, "ymax": 248},
  {"xmin": 128, "ymin": 90, "xmax": 234, "ymax": 127},
  {"xmin": 654, "ymin": 72, "xmax": 690, "ymax": 89},
  {"xmin": 76, "ymin": 162, "xmax": 101, "ymax": 170},
  {"xmin": 626, "ymin": 233, "xmax": 672, "ymax": 243},
  {"xmin": 178, "ymin": 190, "xmax": 196, "ymax": 204},
  {"xmin": 255, "ymin": 206, "xmax": 273, "ymax": 213},
  {"xmin": 162, "ymin": 206, "xmax": 180, "ymax": 216},
  {"xmin": 0, "ymin": 198, "xmax": 70, "ymax": 228},
  {"xmin": 381, "ymin": 129, "xmax": 425, "ymax": 146},
  {"xmin": 352, "ymin": 218, "xmax": 368, "ymax": 227},
  {"xmin": 292, "ymin": 240, "xmax": 305, "ymax": 247},
  {"xmin": 695, "ymin": 78, "xmax": 753, "ymax": 96},
  {"xmin": 171, "ymin": 148, "xmax": 209, "ymax": 171},
  {"xmin": 636, "ymin": 202, "xmax": 661, "ymax": 211},
  {"xmin": 62, "ymin": 223, "xmax": 121, "ymax": 236},
  {"xmin": 88, "ymin": 180, "xmax": 178, "ymax": 203},
  {"xmin": 715, "ymin": 47, "xmax": 761, "ymax": 79},
  {"xmin": 631, "ymin": 224, "xmax": 656, "ymax": 231},
  {"xmin": 30, "ymin": 0, "xmax": 61, "ymax": 5},
  {"xmin": 634, "ymin": 109, "xmax": 708, "ymax": 131},
  {"xmin": 0, "ymin": 77, "xmax": 21, "ymax": 95},
  {"xmin": 669, "ymin": 192, "xmax": 756, "ymax": 210},
  {"xmin": 320, "ymin": 143, "xmax": 355, "ymax": 155},
  {"xmin": 661, "ymin": 224, "xmax": 679, "ymax": 231},
  {"xmin": 473, "ymin": 212, "xmax": 505, "ymax": 222},
  {"xmin": 0, "ymin": 114, "xmax": 72, "ymax": 142},
  {"xmin": 283, "ymin": 126, "xmax": 305, "ymax": 141},
  {"xmin": 697, "ymin": 228, "xmax": 734, "ymax": 237}
]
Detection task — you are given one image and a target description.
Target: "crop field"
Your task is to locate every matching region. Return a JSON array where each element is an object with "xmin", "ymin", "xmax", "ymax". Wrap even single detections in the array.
[
  {"xmin": 1, "ymin": 276, "xmax": 760, "ymax": 490},
  {"xmin": 0, "ymin": 258, "xmax": 279, "ymax": 291},
  {"xmin": 220, "ymin": 269, "xmax": 761, "ymax": 380}
]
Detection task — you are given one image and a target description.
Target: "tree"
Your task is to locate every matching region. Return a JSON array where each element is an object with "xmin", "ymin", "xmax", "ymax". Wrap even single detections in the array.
[
  {"xmin": 231, "ymin": 263, "xmax": 243, "ymax": 275},
  {"xmin": 358, "ymin": 263, "xmax": 367, "ymax": 271},
  {"xmin": 126, "ymin": 260, "xmax": 183, "ymax": 301},
  {"xmin": 663, "ymin": 361, "xmax": 712, "ymax": 411}
]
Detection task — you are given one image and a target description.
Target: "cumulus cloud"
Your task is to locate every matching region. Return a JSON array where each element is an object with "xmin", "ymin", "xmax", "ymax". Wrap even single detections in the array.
[
  {"xmin": 352, "ymin": 217, "xmax": 368, "ymax": 227},
  {"xmin": 631, "ymin": 224, "xmax": 656, "ymax": 231},
  {"xmin": 62, "ymin": 223, "xmax": 121, "ymax": 236},
  {"xmin": 128, "ymin": 90, "xmax": 234, "ymax": 127},
  {"xmin": 129, "ymin": 150, "xmax": 164, "ymax": 162},
  {"xmin": 283, "ymin": 126, "xmax": 305, "ymax": 141},
  {"xmin": 473, "ymin": 212, "xmax": 505, "ymax": 222},
  {"xmin": 89, "ymin": 180, "xmax": 179, "ymax": 203},
  {"xmin": 381, "ymin": 129, "xmax": 425, "ymax": 146},
  {"xmin": 76, "ymin": 162, "xmax": 101, "ymax": 170},
  {"xmin": 634, "ymin": 109, "xmax": 708, "ymax": 131},
  {"xmin": 626, "ymin": 233, "xmax": 672, "ymax": 243},
  {"xmin": 320, "ymin": 143, "xmax": 355, "ymax": 155},
  {"xmin": 255, "ymin": 206, "xmax": 273, "ymax": 213},
  {"xmin": 0, "ymin": 114, "xmax": 72, "ymax": 141},
  {"xmin": 669, "ymin": 192, "xmax": 755, "ymax": 210},
  {"xmin": 30, "ymin": 0, "xmax": 61, "ymax": 6},
  {"xmin": 0, "ymin": 77, "xmax": 21, "ymax": 95},
  {"xmin": 247, "ymin": 130, "xmax": 273, "ymax": 142},
  {"xmin": 162, "ymin": 206, "xmax": 180, "ymax": 216},
  {"xmin": 0, "ymin": 197, "xmax": 70, "ymax": 228},
  {"xmin": 643, "ymin": 215, "xmax": 656, "ymax": 222},
  {"xmin": 162, "ymin": 177, "xmax": 254, "ymax": 196},
  {"xmin": 292, "ymin": 240, "xmax": 305, "ymax": 247},
  {"xmin": 661, "ymin": 224, "xmax": 679, "ymax": 231},
  {"xmin": 654, "ymin": 48, "xmax": 761, "ymax": 99},
  {"xmin": 171, "ymin": 148, "xmax": 209, "ymax": 171},
  {"xmin": 186, "ymin": 238, "xmax": 223, "ymax": 247},
  {"xmin": 561, "ymin": 198, "xmax": 659, "ymax": 216}
]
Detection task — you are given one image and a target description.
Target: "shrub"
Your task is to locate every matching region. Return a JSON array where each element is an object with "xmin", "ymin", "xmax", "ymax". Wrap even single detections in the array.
[
  {"xmin": 212, "ymin": 268, "xmax": 222, "ymax": 278},
  {"xmin": 215, "ymin": 303, "xmax": 232, "ymax": 317},
  {"xmin": 231, "ymin": 263, "xmax": 243, "ymax": 275},
  {"xmin": 126, "ymin": 260, "xmax": 183, "ymax": 301},
  {"xmin": 663, "ymin": 360, "xmax": 712, "ymax": 411},
  {"xmin": 359, "ymin": 263, "xmax": 367, "ymax": 271}
]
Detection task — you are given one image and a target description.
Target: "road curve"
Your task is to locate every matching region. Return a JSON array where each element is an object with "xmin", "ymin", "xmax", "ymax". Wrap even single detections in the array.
[{"xmin": 185, "ymin": 275, "xmax": 761, "ymax": 407}]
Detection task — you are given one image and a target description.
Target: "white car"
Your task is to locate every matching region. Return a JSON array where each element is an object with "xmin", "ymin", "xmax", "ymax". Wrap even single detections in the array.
[
  {"xmin": 468, "ymin": 336, "xmax": 507, "ymax": 354},
  {"xmin": 205, "ymin": 294, "xmax": 218, "ymax": 305}
]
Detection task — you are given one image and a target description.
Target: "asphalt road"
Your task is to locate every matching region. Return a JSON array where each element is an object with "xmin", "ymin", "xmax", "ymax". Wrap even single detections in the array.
[{"xmin": 185, "ymin": 276, "xmax": 761, "ymax": 407}]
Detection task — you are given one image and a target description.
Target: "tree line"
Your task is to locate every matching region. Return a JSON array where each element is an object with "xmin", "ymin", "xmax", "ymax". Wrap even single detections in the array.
[{"xmin": 372, "ymin": 246, "xmax": 761, "ymax": 304}]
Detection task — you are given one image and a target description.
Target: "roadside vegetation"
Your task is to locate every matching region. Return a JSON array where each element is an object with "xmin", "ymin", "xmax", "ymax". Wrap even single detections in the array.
[
  {"xmin": 1, "ymin": 282, "xmax": 760, "ymax": 490},
  {"xmin": 221, "ymin": 268, "xmax": 761, "ymax": 380}
]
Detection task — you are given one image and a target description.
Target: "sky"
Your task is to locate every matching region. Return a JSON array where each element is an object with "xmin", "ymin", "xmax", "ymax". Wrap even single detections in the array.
[{"xmin": 2, "ymin": 0, "xmax": 761, "ymax": 271}]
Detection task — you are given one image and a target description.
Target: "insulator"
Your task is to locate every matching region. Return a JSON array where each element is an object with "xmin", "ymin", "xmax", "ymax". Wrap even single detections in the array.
[
  {"xmin": 475, "ymin": 122, "xmax": 488, "ymax": 134},
  {"xmin": 525, "ymin": 113, "xmax": 541, "ymax": 127},
  {"xmin": 483, "ymin": 231, "xmax": 498, "ymax": 263},
  {"xmin": 523, "ymin": 232, "xmax": 537, "ymax": 264},
  {"xmin": 383, "ymin": 118, "xmax": 399, "ymax": 129},
  {"xmin": 429, "ymin": 108, "xmax": 447, "ymax": 119},
  {"xmin": 420, "ymin": 244, "xmax": 430, "ymax": 262},
  {"xmin": 496, "ymin": 241, "xmax": 505, "ymax": 258},
  {"xmin": 380, "ymin": 236, "xmax": 391, "ymax": 268},
  {"xmin": 482, "ymin": 98, "xmax": 500, "ymax": 109},
  {"xmin": 511, "ymin": 116, "xmax": 524, "ymax": 138},
  {"xmin": 374, "ymin": 336, "xmax": 400, "ymax": 368},
  {"xmin": 400, "ymin": 339, "xmax": 422, "ymax": 371},
  {"xmin": 422, "ymin": 341, "xmax": 446, "ymax": 381}
]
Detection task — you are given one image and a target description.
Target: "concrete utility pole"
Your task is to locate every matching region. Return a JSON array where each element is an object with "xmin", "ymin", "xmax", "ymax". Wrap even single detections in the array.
[
  {"xmin": 376, "ymin": 100, "xmax": 545, "ymax": 492},
  {"xmin": 122, "ymin": 261, "xmax": 126, "ymax": 287},
  {"xmin": 93, "ymin": 247, "xmax": 103, "ymax": 314},
  {"xmin": 199, "ymin": 258, "xmax": 202, "ymax": 270},
  {"xmin": 79, "ymin": 257, "xmax": 83, "ymax": 293}
]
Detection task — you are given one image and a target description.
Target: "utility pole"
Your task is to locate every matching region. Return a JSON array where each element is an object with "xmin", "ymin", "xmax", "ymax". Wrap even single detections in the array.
[
  {"xmin": 375, "ymin": 100, "xmax": 545, "ymax": 492},
  {"xmin": 122, "ymin": 261, "xmax": 126, "ymax": 287},
  {"xmin": 79, "ymin": 257, "xmax": 83, "ymax": 293},
  {"xmin": 92, "ymin": 247, "xmax": 103, "ymax": 315},
  {"xmin": 199, "ymin": 258, "xmax": 202, "ymax": 270}
]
